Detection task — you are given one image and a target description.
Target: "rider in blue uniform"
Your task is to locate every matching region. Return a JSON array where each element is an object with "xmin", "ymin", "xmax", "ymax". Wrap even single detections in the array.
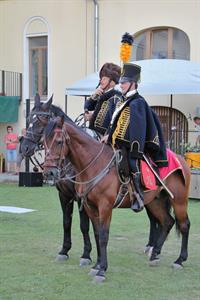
[
  {"xmin": 107, "ymin": 63, "xmax": 168, "ymax": 212},
  {"xmin": 84, "ymin": 63, "xmax": 122, "ymax": 135}
]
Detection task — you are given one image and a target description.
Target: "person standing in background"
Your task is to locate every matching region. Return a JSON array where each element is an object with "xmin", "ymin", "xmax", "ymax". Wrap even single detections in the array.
[
  {"xmin": 3, "ymin": 125, "xmax": 18, "ymax": 174},
  {"xmin": 193, "ymin": 116, "xmax": 200, "ymax": 146}
]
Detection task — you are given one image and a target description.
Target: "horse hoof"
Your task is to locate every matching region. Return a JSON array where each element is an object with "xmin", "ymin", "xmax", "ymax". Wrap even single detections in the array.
[
  {"xmin": 93, "ymin": 275, "xmax": 106, "ymax": 284},
  {"xmin": 144, "ymin": 245, "xmax": 151, "ymax": 253},
  {"xmin": 88, "ymin": 268, "xmax": 99, "ymax": 276},
  {"xmin": 144, "ymin": 246, "xmax": 153, "ymax": 257},
  {"xmin": 172, "ymin": 263, "xmax": 183, "ymax": 270},
  {"xmin": 149, "ymin": 258, "xmax": 160, "ymax": 267},
  {"xmin": 79, "ymin": 258, "xmax": 92, "ymax": 267},
  {"xmin": 55, "ymin": 254, "xmax": 69, "ymax": 262}
]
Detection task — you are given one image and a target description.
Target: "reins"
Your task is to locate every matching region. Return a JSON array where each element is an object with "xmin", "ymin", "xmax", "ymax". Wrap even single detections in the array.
[
  {"xmin": 44, "ymin": 126, "xmax": 121, "ymax": 210},
  {"xmin": 61, "ymin": 142, "xmax": 106, "ymax": 182},
  {"xmin": 62, "ymin": 149, "xmax": 116, "ymax": 186}
]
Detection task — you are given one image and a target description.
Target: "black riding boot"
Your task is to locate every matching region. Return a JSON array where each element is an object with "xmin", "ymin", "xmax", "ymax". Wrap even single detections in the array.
[{"xmin": 131, "ymin": 172, "xmax": 144, "ymax": 213}]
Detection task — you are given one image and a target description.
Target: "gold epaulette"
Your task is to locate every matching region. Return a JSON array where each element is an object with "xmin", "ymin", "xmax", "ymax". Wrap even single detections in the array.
[
  {"xmin": 94, "ymin": 101, "xmax": 109, "ymax": 127},
  {"xmin": 112, "ymin": 106, "xmax": 130, "ymax": 145}
]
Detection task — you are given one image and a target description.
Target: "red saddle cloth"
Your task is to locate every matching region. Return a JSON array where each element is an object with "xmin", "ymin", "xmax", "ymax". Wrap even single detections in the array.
[{"xmin": 141, "ymin": 149, "xmax": 183, "ymax": 190}]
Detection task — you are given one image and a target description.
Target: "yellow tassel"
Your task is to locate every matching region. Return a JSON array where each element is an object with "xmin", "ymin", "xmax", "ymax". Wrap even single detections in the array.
[{"xmin": 120, "ymin": 43, "xmax": 133, "ymax": 63}]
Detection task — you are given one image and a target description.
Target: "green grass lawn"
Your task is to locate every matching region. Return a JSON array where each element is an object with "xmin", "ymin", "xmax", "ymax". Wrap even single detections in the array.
[{"xmin": 0, "ymin": 183, "xmax": 200, "ymax": 300}]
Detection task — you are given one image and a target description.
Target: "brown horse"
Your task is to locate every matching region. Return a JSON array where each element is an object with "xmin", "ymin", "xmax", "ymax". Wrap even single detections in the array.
[
  {"xmin": 21, "ymin": 94, "xmax": 161, "ymax": 260},
  {"xmin": 43, "ymin": 117, "xmax": 190, "ymax": 283}
]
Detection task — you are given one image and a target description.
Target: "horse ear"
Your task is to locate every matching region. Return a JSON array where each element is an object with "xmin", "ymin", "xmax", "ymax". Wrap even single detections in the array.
[
  {"xmin": 60, "ymin": 115, "xmax": 64, "ymax": 126},
  {"xmin": 42, "ymin": 94, "xmax": 53, "ymax": 110},
  {"xmin": 34, "ymin": 93, "xmax": 41, "ymax": 108},
  {"xmin": 56, "ymin": 115, "xmax": 64, "ymax": 128}
]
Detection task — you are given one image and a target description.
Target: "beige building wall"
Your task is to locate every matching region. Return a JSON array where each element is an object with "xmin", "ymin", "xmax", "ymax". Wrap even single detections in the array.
[
  {"xmin": 0, "ymin": 0, "xmax": 94, "ymax": 156},
  {"xmin": 0, "ymin": 0, "xmax": 200, "ymax": 155}
]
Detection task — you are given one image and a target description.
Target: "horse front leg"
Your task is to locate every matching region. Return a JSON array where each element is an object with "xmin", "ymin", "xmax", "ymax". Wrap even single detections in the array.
[
  {"xmin": 82, "ymin": 203, "xmax": 103, "ymax": 278},
  {"xmin": 88, "ymin": 217, "xmax": 101, "ymax": 276},
  {"xmin": 88, "ymin": 220, "xmax": 110, "ymax": 283},
  {"xmin": 77, "ymin": 199, "xmax": 92, "ymax": 266},
  {"xmin": 94, "ymin": 222, "xmax": 110, "ymax": 281},
  {"xmin": 83, "ymin": 198, "xmax": 112, "ymax": 283},
  {"xmin": 92, "ymin": 206, "xmax": 112, "ymax": 283},
  {"xmin": 56, "ymin": 191, "xmax": 74, "ymax": 262}
]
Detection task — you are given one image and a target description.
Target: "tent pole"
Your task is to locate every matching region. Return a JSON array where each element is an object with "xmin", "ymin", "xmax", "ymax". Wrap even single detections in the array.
[
  {"xmin": 25, "ymin": 98, "xmax": 30, "ymax": 173},
  {"xmin": 169, "ymin": 94, "xmax": 173, "ymax": 150},
  {"xmin": 65, "ymin": 95, "xmax": 68, "ymax": 114},
  {"xmin": 170, "ymin": 94, "xmax": 173, "ymax": 108}
]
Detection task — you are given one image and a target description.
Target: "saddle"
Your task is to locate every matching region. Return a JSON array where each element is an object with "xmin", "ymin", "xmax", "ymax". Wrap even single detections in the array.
[{"xmin": 114, "ymin": 149, "xmax": 158, "ymax": 208}]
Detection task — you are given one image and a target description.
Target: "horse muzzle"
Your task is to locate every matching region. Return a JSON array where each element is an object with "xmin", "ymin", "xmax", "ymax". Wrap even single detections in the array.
[
  {"xmin": 20, "ymin": 140, "xmax": 36, "ymax": 157},
  {"xmin": 43, "ymin": 166, "xmax": 59, "ymax": 180}
]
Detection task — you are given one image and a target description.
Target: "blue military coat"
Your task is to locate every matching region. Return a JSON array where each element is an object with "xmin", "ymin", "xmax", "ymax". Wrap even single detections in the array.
[
  {"xmin": 85, "ymin": 88, "xmax": 122, "ymax": 135},
  {"xmin": 108, "ymin": 92, "xmax": 168, "ymax": 167}
]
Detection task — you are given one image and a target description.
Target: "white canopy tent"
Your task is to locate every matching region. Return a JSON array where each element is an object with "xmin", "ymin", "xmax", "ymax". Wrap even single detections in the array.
[
  {"xmin": 65, "ymin": 59, "xmax": 200, "ymax": 97},
  {"xmin": 65, "ymin": 59, "xmax": 200, "ymax": 155}
]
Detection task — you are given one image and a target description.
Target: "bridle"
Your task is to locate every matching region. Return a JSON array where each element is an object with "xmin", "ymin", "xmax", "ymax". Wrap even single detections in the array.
[
  {"xmin": 23, "ymin": 110, "xmax": 52, "ymax": 170},
  {"xmin": 24, "ymin": 111, "xmax": 52, "ymax": 144},
  {"xmin": 43, "ymin": 127, "xmax": 69, "ymax": 170}
]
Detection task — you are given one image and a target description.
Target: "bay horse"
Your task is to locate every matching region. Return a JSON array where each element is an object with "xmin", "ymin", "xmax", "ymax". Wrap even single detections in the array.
[
  {"xmin": 20, "ymin": 94, "xmax": 92, "ymax": 266},
  {"xmin": 21, "ymin": 95, "xmax": 165, "ymax": 262},
  {"xmin": 42, "ymin": 116, "xmax": 190, "ymax": 282}
]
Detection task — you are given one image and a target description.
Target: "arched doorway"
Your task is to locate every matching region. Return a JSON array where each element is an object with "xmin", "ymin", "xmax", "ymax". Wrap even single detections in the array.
[
  {"xmin": 23, "ymin": 16, "xmax": 51, "ymax": 101},
  {"xmin": 152, "ymin": 106, "xmax": 188, "ymax": 154}
]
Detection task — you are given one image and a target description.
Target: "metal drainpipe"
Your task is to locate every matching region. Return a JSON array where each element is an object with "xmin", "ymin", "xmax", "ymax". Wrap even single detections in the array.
[{"xmin": 93, "ymin": 0, "xmax": 99, "ymax": 72}]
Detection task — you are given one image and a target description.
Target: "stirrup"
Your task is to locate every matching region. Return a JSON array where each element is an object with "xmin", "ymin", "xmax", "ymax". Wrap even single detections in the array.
[
  {"xmin": 115, "ymin": 184, "xmax": 128, "ymax": 205},
  {"xmin": 131, "ymin": 191, "xmax": 144, "ymax": 213}
]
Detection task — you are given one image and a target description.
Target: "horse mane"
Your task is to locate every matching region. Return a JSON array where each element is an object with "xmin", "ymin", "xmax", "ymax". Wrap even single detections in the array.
[
  {"xmin": 44, "ymin": 119, "xmax": 58, "ymax": 137},
  {"xmin": 51, "ymin": 105, "xmax": 74, "ymax": 123},
  {"xmin": 45, "ymin": 104, "xmax": 111, "ymax": 153}
]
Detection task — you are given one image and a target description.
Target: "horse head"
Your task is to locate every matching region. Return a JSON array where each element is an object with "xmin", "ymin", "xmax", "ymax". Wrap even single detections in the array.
[
  {"xmin": 20, "ymin": 94, "xmax": 53, "ymax": 157},
  {"xmin": 43, "ymin": 116, "xmax": 70, "ymax": 179}
]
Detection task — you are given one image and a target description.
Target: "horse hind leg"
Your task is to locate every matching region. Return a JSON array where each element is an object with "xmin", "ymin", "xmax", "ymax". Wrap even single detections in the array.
[
  {"xmin": 149, "ymin": 215, "xmax": 175, "ymax": 266},
  {"xmin": 146, "ymin": 196, "xmax": 175, "ymax": 266},
  {"xmin": 172, "ymin": 214, "xmax": 190, "ymax": 269},
  {"xmin": 144, "ymin": 207, "xmax": 161, "ymax": 257}
]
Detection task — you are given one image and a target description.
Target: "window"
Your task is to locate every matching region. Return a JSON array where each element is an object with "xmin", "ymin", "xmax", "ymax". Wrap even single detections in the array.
[
  {"xmin": 131, "ymin": 27, "xmax": 190, "ymax": 61},
  {"xmin": 29, "ymin": 36, "xmax": 48, "ymax": 98},
  {"xmin": 152, "ymin": 106, "xmax": 188, "ymax": 154}
]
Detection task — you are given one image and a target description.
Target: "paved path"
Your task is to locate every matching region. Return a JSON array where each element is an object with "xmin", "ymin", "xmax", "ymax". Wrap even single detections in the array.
[{"xmin": 0, "ymin": 172, "xmax": 19, "ymax": 183}]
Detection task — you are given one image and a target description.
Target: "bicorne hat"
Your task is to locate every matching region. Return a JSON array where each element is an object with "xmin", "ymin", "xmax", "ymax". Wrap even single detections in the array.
[
  {"xmin": 119, "ymin": 63, "xmax": 141, "ymax": 83},
  {"xmin": 99, "ymin": 63, "xmax": 121, "ymax": 84}
]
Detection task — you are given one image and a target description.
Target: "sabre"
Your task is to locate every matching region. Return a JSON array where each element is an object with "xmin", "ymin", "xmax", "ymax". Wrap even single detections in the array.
[{"xmin": 142, "ymin": 154, "xmax": 174, "ymax": 199}]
